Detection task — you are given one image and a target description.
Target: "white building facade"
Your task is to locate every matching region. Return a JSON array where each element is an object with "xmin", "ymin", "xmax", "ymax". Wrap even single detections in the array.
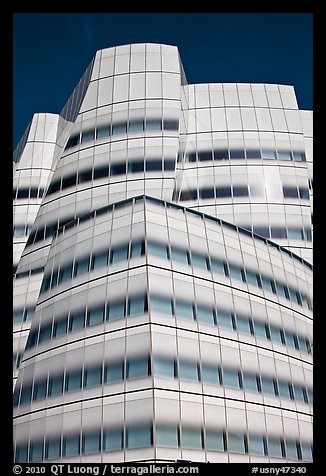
[{"xmin": 13, "ymin": 43, "xmax": 313, "ymax": 463}]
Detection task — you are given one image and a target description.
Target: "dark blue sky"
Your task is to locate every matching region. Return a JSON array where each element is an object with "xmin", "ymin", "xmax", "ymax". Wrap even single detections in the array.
[{"xmin": 13, "ymin": 13, "xmax": 313, "ymax": 149}]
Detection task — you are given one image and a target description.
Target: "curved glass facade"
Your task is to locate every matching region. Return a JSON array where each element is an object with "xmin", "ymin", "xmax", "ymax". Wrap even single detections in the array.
[{"xmin": 13, "ymin": 43, "xmax": 312, "ymax": 463}]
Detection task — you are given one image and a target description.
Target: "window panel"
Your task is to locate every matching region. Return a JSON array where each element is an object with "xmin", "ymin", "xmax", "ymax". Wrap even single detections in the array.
[
  {"xmin": 236, "ymin": 315, "xmax": 252, "ymax": 335},
  {"xmin": 128, "ymin": 161, "xmax": 144, "ymax": 173},
  {"xmin": 128, "ymin": 120, "xmax": 144, "ymax": 132},
  {"xmin": 230, "ymin": 149, "xmax": 245, "ymax": 159},
  {"xmin": 278, "ymin": 381, "xmax": 292, "ymax": 400},
  {"xmin": 211, "ymin": 258, "xmax": 227, "ymax": 276},
  {"xmin": 65, "ymin": 370, "xmax": 82, "ymax": 392},
  {"xmin": 267, "ymin": 437, "xmax": 283, "ymax": 458},
  {"xmin": 246, "ymin": 149, "xmax": 261, "ymax": 159},
  {"xmin": 151, "ymin": 295, "xmax": 173, "ymax": 316},
  {"xmin": 301, "ymin": 443, "xmax": 313, "ymax": 462},
  {"xmin": 16, "ymin": 444, "xmax": 28, "ymax": 463},
  {"xmin": 48, "ymin": 375, "xmax": 64, "ymax": 397},
  {"xmin": 293, "ymin": 384, "xmax": 307, "ymax": 403},
  {"xmin": 20, "ymin": 385, "xmax": 32, "ymax": 405},
  {"xmin": 248, "ymin": 435, "xmax": 265, "ymax": 456},
  {"xmin": 64, "ymin": 435, "xmax": 80, "ymax": 457},
  {"xmin": 107, "ymin": 301, "xmax": 125, "ymax": 321},
  {"xmin": 96, "ymin": 125, "xmax": 110, "ymax": 139},
  {"xmin": 130, "ymin": 240, "xmax": 145, "ymax": 258},
  {"xmin": 128, "ymin": 295, "xmax": 147, "ymax": 316},
  {"xmin": 216, "ymin": 186, "xmax": 232, "ymax": 198},
  {"xmin": 127, "ymin": 357, "xmax": 150, "ymax": 379},
  {"xmin": 110, "ymin": 163, "xmax": 126, "ymax": 176},
  {"xmin": 243, "ymin": 373, "xmax": 259, "ymax": 393},
  {"xmin": 112, "ymin": 123, "xmax": 127, "ymax": 135},
  {"xmin": 270, "ymin": 326, "xmax": 284, "ymax": 345},
  {"xmin": 106, "ymin": 361, "xmax": 124, "ymax": 383},
  {"xmin": 30, "ymin": 441, "xmax": 43, "ymax": 462},
  {"xmin": 127, "ymin": 425, "xmax": 153, "ymax": 449},
  {"xmin": 262, "ymin": 149, "xmax": 276, "ymax": 160},
  {"xmin": 83, "ymin": 432, "xmax": 101, "ymax": 454},
  {"xmin": 179, "ymin": 361, "xmax": 199, "ymax": 381},
  {"xmin": 175, "ymin": 300, "xmax": 194, "ymax": 320},
  {"xmin": 154, "ymin": 357, "xmax": 176, "ymax": 378},
  {"xmin": 156, "ymin": 426, "xmax": 179, "ymax": 447},
  {"xmin": 182, "ymin": 428, "xmax": 202, "ymax": 449},
  {"xmin": 33, "ymin": 380, "xmax": 47, "ymax": 401},
  {"xmin": 254, "ymin": 320, "xmax": 268, "ymax": 340},
  {"xmin": 163, "ymin": 119, "xmax": 179, "ymax": 130},
  {"xmin": 198, "ymin": 151, "xmax": 212, "ymax": 162},
  {"xmin": 199, "ymin": 187, "xmax": 215, "ymax": 199},
  {"xmin": 84, "ymin": 366, "xmax": 103, "ymax": 388},
  {"xmin": 261, "ymin": 376, "xmax": 277, "ymax": 396},
  {"xmin": 87, "ymin": 306, "xmax": 105, "ymax": 326},
  {"xmin": 201, "ymin": 365, "xmax": 219, "ymax": 385},
  {"xmin": 223, "ymin": 368, "xmax": 241, "ymax": 389},
  {"xmin": 46, "ymin": 438, "xmax": 61, "ymax": 460},
  {"xmin": 286, "ymin": 441, "xmax": 299, "ymax": 460},
  {"xmin": 53, "ymin": 318, "xmax": 68, "ymax": 338},
  {"xmin": 69, "ymin": 311, "xmax": 85, "ymax": 332},
  {"xmin": 214, "ymin": 149, "xmax": 229, "ymax": 160},
  {"xmin": 38, "ymin": 324, "xmax": 52, "ymax": 344},
  {"xmin": 74, "ymin": 257, "xmax": 90, "ymax": 277},
  {"xmin": 206, "ymin": 430, "xmax": 224, "ymax": 451},
  {"xmin": 227, "ymin": 433, "xmax": 246, "ymax": 454},
  {"xmin": 217, "ymin": 310, "xmax": 234, "ymax": 330},
  {"xmin": 146, "ymin": 160, "xmax": 162, "ymax": 171},
  {"xmin": 91, "ymin": 251, "xmax": 108, "ymax": 270},
  {"xmin": 191, "ymin": 252, "xmax": 209, "ymax": 270},
  {"xmin": 196, "ymin": 305, "xmax": 215, "ymax": 325},
  {"xmin": 148, "ymin": 241, "xmax": 169, "ymax": 260},
  {"xmin": 77, "ymin": 169, "xmax": 92, "ymax": 183},
  {"xmin": 110, "ymin": 245, "xmax": 129, "ymax": 264},
  {"xmin": 103, "ymin": 429, "xmax": 123, "ymax": 452},
  {"xmin": 146, "ymin": 119, "xmax": 162, "ymax": 131}
]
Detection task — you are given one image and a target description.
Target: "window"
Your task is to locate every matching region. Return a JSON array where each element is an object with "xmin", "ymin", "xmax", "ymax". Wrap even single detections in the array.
[
  {"xmin": 110, "ymin": 244, "xmax": 129, "ymax": 264},
  {"xmin": 233, "ymin": 185, "xmax": 249, "ymax": 197},
  {"xmin": 198, "ymin": 151, "xmax": 212, "ymax": 162},
  {"xmin": 103, "ymin": 429, "xmax": 123, "ymax": 452},
  {"xmin": 106, "ymin": 361, "xmax": 124, "ymax": 383},
  {"xmin": 216, "ymin": 186, "xmax": 232, "ymax": 198},
  {"xmin": 293, "ymin": 384, "xmax": 307, "ymax": 404},
  {"xmin": 248, "ymin": 435, "xmax": 265, "ymax": 456},
  {"xmin": 13, "ymin": 310, "xmax": 24, "ymax": 324},
  {"xmin": 65, "ymin": 370, "xmax": 82, "ymax": 392},
  {"xmin": 83, "ymin": 432, "xmax": 101, "ymax": 454},
  {"xmin": 293, "ymin": 151, "xmax": 306, "ymax": 162},
  {"xmin": 301, "ymin": 443, "xmax": 313, "ymax": 462},
  {"xmin": 145, "ymin": 158, "xmax": 163, "ymax": 172},
  {"xmin": 206, "ymin": 430, "xmax": 224, "ymax": 452},
  {"xmin": 228, "ymin": 264, "xmax": 243, "ymax": 281},
  {"xmin": 112, "ymin": 123, "xmax": 127, "ymax": 135},
  {"xmin": 214, "ymin": 149, "xmax": 229, "ymax": 160},
  {"xmin": 246, "ymin": 149, "xmax": 261, "ymax": 159},
  {"xmin": 180, "ymin": 189, "xmax": 198, "ymax": 201},
  {"xmin": 287, "ymin": 228, "xmax": 304, "ymax": 241},
  {"xmin": 261, "ymin": 276, "xmax": 277, "ymax": 293},
  {"xmin": 261, "ymin": 376, "xmax": 277, "ymax": 396},
  {"xmin": 210, "ymin": 258, "xmax": 227, "ymax": 276},
  {"xmin": 148, "ymin": 241, "xmax": 169, "ymax": 260},
  {"xmin": 87, "ymin": 306, "xmax": 105, "ymax": 326},
  {"xmin": 278, "ymin": 381, "xmax": 292, "ymax": 400},
  {"xmin": 299, "ymin": 187, "xmax": 309, "ymax": 200},
  {"xmin": 53, "ymin": 318, "xmax": 68, "ymax": 338},
  {"xmin": 127, "ymin": 357, "xmax": 150, "ymax": 380},
  {"xmin": 175, "ymin": 300, "xmax": 194, "ymax": 320},
  {"xmin": 179, "ymin": 361, "xmax": 199, "ymax": 381},
  {"xmin": 20, "ymin": 385, "xmax": 32, "ymax": 405},
  {"xmin": 227, "ymin": 433, "xmax": 246, "ymax": 454},
  {"xmin": 107, "ymin": 301, "xmax": 125, "ymax": 321},
  {"xmin": 253, "ymin": 320, "xmax": 269, "ymax": 340},
  {"xmin": 38, "ymin": 324, "xmax": 52, "ymax": 344},
  {"xmin": 156, "ymin": 426, "xmax": 179, "ymax": 448},
  {"xmin": 91, "ymin": 251, "xmax": 108, "ymax": 270},
  {"xmin": 63, "ymin": 435, "xmax": 80, "ymax": 457},
  {"xmin": 286, "ymin": 441, "xmax": 299, "ymax": 460},
  {"xmin": 128, "ymin": 295, "xmax": 147, "ymax": 316},
  {"xmin": 243, "ymin": 373, "xmax": 259, "ymax": 393},
  {"xmin": 283, "ymin": 186, "xmax": 299, "ymax": 198},
  {"xmin": 163, "ymin": 119, "xmax": 178, "ymax": 130},
  {"xmin": 270, "ymin": 227, "xmax": 287, "ymax": 239},
  {"xmin": 199, "ymin": 187, "xmax": 215, "ymax": 199},
  {"xmin": 246, "ymin": 270, "xmax": 262, "ymax": 288},
  {"xmin": 164, "ymin": 159, "xmax": 175, "ymax": 171},
  {"xmin": 33, "ymin": 380, "xmax": 47, "ymax": 401},
  {"xmin": 65, "ymin": 134, "xmax": 79, "ymax": 149},
  {"xmin": 230, "ymin": 149, "xmax": 245, "ymax": 159},
  {"xmin": 130, "ymin": 240, "xmax": 145, "ymax": 258},
  {"xmin": 77, "ymin": 169, "xmax": 92, "ymax": 184},
  {"xmin": 151, "ymin": 295, "xmax": 173, "ymax": 316},
  {"xmin": 46, "ymin": 438, "xmax": 61, "ymax": 460},
  {"xmin": 217, "ymin": 310, "xmax": 234, "ymax": 330},
  {"xmin": 17, "ymin": 188, "xmax": 30, "ymax": 199},
  {"xmin": 270, "ymin": 326, "xmax": 284, "ymax": 345},
  {"xmin": 96, "ymin": 125, "xmax": 110, "ymax": 139},
  {"xmin": 278, "ymin": 150, "xmax": 292, "ymax": 161},
  {"xmin": 191, "ymin": 252, "xmax": 209, "ymax": 270},
  {"xmin": 146, "ymin": 119, "xmax": 162, "ymax": 131},
  {"xmin": 128, "ymin": 160, "xmax": 144, "ymax": 173},
  {"xmin": 196, "ymin": 305, "xmax": 215, "ymax": 325},
  {"xmin": 262, "ymin": 149, "xmax": 276, "ymax": 160},
  {"xmin": 30, "ymin": 441, "xmax": 44, "ymax": 462},
  {"xmin": 126, "ymin": 425, "xmax": 153, "ymax": 449},
  {"xmin": 110, "ymin": 163, "xmax": 126, "ymax": 176},
  {"xmin": 182, "ymin": 428, "xmax": 202, "ymax": 449},
  {"xmin": 81, "ymin": 129, "xmax": 94, "ymax": 143},
  {"xmin": 48, "ymin": 375, "xmax": 64, "ymax": 397},
  {"xmin": 268, "ymin": 437, "xmax": 283, "ymax": 458},
  {"xmin": 61, "ymin": 174, "xmax": 77, "ymax": 190},
  {"xmin": 69, "ymin": 311, "xmax": 85, "ymax": 332},
  {"xmin": 84, "ymin": 365, "xmax": 103, "ymax": 388},
  {"xmin": 13, "ymin": 225, "xmax": 26, "ymax": 237},
  {"xmin": 253, "ymin": 226, "xmax": 270, "ymax": 238},
  {"xmin": 201, "ymin": 365, "xmax": 219, "ymax": 385},
  {"xmin": 236, "ymin": 316, "xmax": 252, "ymax": 335},
  {"xmin": 223, "ymin": 369, "xmax": 241, "ymax": 389},
  {"xmin": 284, "ymin": 331, "xmax": 298, "ymax": 349},
  {"xmin": 15, "ymin": 444, "xmax": 28, "ymax": 463},
  {"xmin": 154, "ymin": 357, "xmax": 176, "ymax": 378},
  {"xmin": 74, "ymin": 257, "xmax": 90, "ymax": 277},
  {"xmin": 129, "ymin": 120, "xmax": 144, "ymax": 133},
  {"xmin": 58, "ymin": 264, "xmax": 73, "ymax": 285}
]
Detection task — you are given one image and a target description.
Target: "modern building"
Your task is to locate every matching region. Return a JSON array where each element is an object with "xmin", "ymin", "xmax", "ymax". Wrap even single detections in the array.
[{"xmin": 13, "ymin": 43, "xmax": 313, "ymax": 463}]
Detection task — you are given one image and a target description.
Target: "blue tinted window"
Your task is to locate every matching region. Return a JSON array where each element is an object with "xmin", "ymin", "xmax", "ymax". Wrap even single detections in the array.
[
  {"xmin": 126, "ymin": 425, "xmax": 153, "ymax": 449},
  {"xmin": 254, "ymin": 321, "xmax": 268, "ymax": 340},
  {"xmin": 283, "ymin": 186, "xmax": 299, "ymax": 198},
  {"xmin": 151, "ymin": 295, "xmax": 173, "ymax": 316},
  {"xmin": 243, "ymin": 373, "xmax": 259, "ymax": 393},
  {"xmin": 223, "ymin": 369, "xmax": 241, "ymax": 389},
  {"xmin": 154, "ymin": 357, "xmax": 175, "ymax": 378},
  {"xmin": 130, "ymin": 241, "xmax": 144, "ymax": 258},
  {"xmin": 64, "ymin": 435, "xmax": 80, "ymax": 457},
  {"xmin": 230, "ymin": 149, "xmax": 245, "ymax": 159},
  {"xmin": 196, "ymin": 305, "xmax": 215, "ymax": 325},
  {"xmin": 246, "ymin": 270, "xmax": 262, "ymax": 288},
  {"xmin": 69, "ymin": 311, "xmax": 85, "ymax": 332},
  {"xmin": 107, "ymin": 301, "xmax": 125, "ymax": 321},
  {"xmin": 48, "ymin": 375, "xmax": 64, "ymax": 396},
  {"xmin": 278, "ymin": 381, "xmax": 292, "ymax": 400},
  {"xmin": 96, "ymin": 125, "xmax": 110, "ymax": 139},
  {"xmin": 278, "ymin": 150, "xmax": 292, "ymax": 161},
  {"xmin": 83, "ymin": 432, "xmax": 101, "ymax": 454},
  {"xmin": 246, "ymin": 149, "xmax": 261, "ymax": 159},
  {"xmin": 128, "ymin": 295, "xmax": 147, "ymax": 316},
  {"xmin": 46, "ymin": 438, "xmax": 61, "ymax": 460},
  {"xmin": 228, "ymin": 264, "xmax": 243, "ymax": 281},
  {"xmin": 30, "ymin": 441, "xmax": 44, "ymax": 462},
  {"xmin": 16, "ymin": 444, "xmax": 28, "ymax": 463},
  {"xmin": 20, "ymin": 385, "xmax": 32, "ymax": 405},
  {"xmin": 65, "ymin": 370, "xmax": 82, "ymax": 392},
  {"xmin": 175, "ymin": 301, "xmax": 194, "ymax": 320},
  {"xmin": 156, "ymin": 426, "xmax": 179, "ymax": 447},
  {"xmin": 211, "ymin": 258, "xmax": 227, "ymax": 276},
  {"xmin": 293, "ymin": 384, "xmax": 307, "ymax": 403},
  {"xmin": 127, "ymin": 358, "xmax": 150, "ymax": 380},
  {"xmin": 217, "ymin": 310, "xmax": 234, "ymax": 330},
  {"xmin": 248, "ymin": 435, "xmax": 265, "ymax": 456},
  {"xmin": 214, "ymin": 149, "xmax": 229, "ymax": 160},
  {"xmin": 191, "ymin": 252, "xmax": 209, "ymax": 270},
  {"xmin": 58, "ymin": 265, "xmax": 73, "ymax": 285},
  {"xmin": 110, "ymin": 245, "xmax": 129, "ymax": 264},
  {"xmin": 33, "ymin": 380, "xmax": 47, "ymax": 401},
  {"xmin": 128, "ymin": 161, "xmax": 144, "ymax": 173},
  {"xmin": 201, "ymin": 365, "xmax": 219, "ymax": 385},
  {"xmin": 148, "ymin": 241, "xmax": 169, "ymax": 260},
  {"xmin": 299, "ymin": 188, "xmax": 310, "ymax": 200},
  {"xmin": 84, "ymin": 366, "xmax": 103, "ymax": 388},
  {"xmin": 233, "ymin": 185, "xmax": 249, "ymax": 197},
  {"xmin": 199, "ymin": 187, "xmax": 215, "ymax": 199},
  {"xmin": 227, "ymin": 433, "xmax": 246, "ymax": 454},
  {"xmin": 164, "ymin": 160, "xmax": 175, "ymax": 171},
  {"xmin": 110, "ymin": 163, "xmax": 126, "ymax": 176},
  {"xmin": 53, "ymin": 318, "xmax": 68, "ymax": 338},
  {"xmin": 301, "ymin": 443, "xmax": 313, "ymax": 461},
  {"xmin": 267, "ymin": 437, "xmax": 283, "ymax": 458},
  {"xmin": 261, "ymin": 376, "xmax": 276, "ymax": 396},
  {"xmin": 13, "ymin": 310, "xmax": 24, "ymax": 324},
  {"xmin": 146, "ymin": 119, "xmax": 162, "ymax": 131},
  {"xmin": 216, "ymin": 186, "xmax": 232, "ymax": 198},
  {"xmin": 182, "ymin": 428, "xmax": 202, "ymax": 449},
  {"xmin": 103, "ymin": 429, "xmax": 123, "ymax": 451},
  {"xmin": 163, "ymin": 119, "xmax": 179, "ymax": 130},
  {"xmin": 77, "ymin": 169, "xmax": 92, "ymax": 183},
  {"xmin": 106, "ymin": 361, "xmax": 124, "ymax": 383},
  {"xmin": 74, "ymin": 257, "xmax": 89, "ymax": 277},
  {"xmin": 87, "ymin": 306, "xmax": 105, "ymax": 326},
  {"xmin": 236, "ymin": 316, "xmax": 252, "ymax": 335},
  {"xmin": 171, "ymin": 247, "xmax": 189, "ymax": 265},
  {"xmin": 91, "ymin": 251, "xmax": 108, "ymax": 270},
  {"xmin": 128, "ymin": 120, "xmax": 144, "ymax": 132},
  {"xmin": 146, "ymin": 160, "xmax": 162, "ymax": 171},
  {"xmin": 198, "ymin": 151, "xmax": 212, "ymax": 162},
  {"xmin": 262, "ymin": 149, "xmax": 276, "ymax": 160},
  {"xmin": 179, "ymin": 361, "xmax": 199, "ymax": 381},
  {"xmin": 206, "ymin": 430, "xmax": 224, "ymax": 451},
  {"xmin": 112, "ymin": 123, "xmax": 127, "ymax": 135},
  {"xmin": 270, "ymin": 326, "xmax": 284, "ymax": 345},
  {"xmin": 286, "ymin": 441, "xmax": 299, "ymax": 460}
]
